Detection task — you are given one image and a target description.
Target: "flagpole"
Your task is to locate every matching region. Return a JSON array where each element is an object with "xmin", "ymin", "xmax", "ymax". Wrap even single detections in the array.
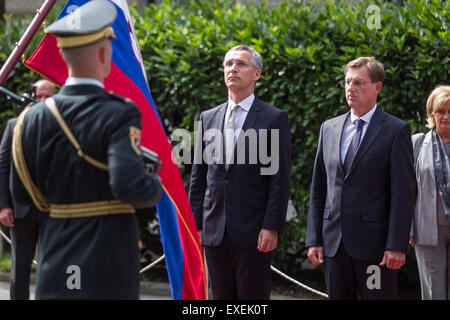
[{"xmin": 0, "ymin": 0, "xmax": 57, "ymax": 86}]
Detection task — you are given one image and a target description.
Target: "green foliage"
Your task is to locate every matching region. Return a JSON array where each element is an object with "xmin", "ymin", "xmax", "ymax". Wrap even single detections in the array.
[
  {"xmin": 0, "ymin": 2, "xmax": 64, "ymax": 134},
  {"xmin": 0, "ymin": 253, "xmax": 12, "ymax": 272},
  {"xmin": 0, "ymin": 253, "xmax": 37, "ymax": 273},
  {"xmin": 0, "ymin": 14, "xmax": 41, "ymax": 133}
]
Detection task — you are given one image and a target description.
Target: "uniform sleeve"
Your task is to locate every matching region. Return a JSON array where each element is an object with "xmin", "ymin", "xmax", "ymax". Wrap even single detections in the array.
[{"xmin": 107, "ymin": 104, "xmax": 162, "ymax": 208}]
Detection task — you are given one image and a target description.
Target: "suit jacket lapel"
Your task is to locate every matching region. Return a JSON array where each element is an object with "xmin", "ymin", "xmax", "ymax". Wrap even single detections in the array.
[
  {"xmin": 240, "ymin": 97, "xmax": 262, "ymax": 132},
  {"xmin": 211, "ymin": 102, "xmax": 227, "ymax": 170},
  {"xmin": 215, "ymin": 102, "xmax": 228, "ymax": 133},
  {"xmin": 345, "ymin": 107, "xmax": 386, "ymax": 178},
  {"xmin": 421, "ymin": 131, "xmax": 434, "ymax": 179},
  {"xmin": 336, "ymin": 112, "xmax": 350, "ymax": 176}
]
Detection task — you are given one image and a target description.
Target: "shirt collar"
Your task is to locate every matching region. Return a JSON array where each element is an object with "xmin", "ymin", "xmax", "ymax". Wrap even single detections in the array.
[
  {"xmin": 65, "ymin": 77, "xmax": 104, "ymax": 89},
  {"xmin": 350, "ymin": 104, "xmax": 377, "ymax": 124},
  {"xmin": 228, "ymin": 93, "xmax": 255, "ymax": 112}
]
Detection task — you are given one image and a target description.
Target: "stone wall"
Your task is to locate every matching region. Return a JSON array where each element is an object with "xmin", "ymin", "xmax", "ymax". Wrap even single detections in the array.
[{"xmin": 5, "ymin": 0, "xmax": 40, "ymax": 15}]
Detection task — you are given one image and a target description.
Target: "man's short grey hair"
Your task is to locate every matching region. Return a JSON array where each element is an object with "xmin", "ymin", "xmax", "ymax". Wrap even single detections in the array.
[{"xmin": 225, "ymin": 45, "xmax": 263, "ymax": 71}]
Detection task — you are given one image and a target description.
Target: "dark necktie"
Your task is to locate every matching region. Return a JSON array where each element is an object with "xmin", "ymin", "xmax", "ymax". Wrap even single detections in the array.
[{"xmin": 343, "ymin": 119, "xmax": 365, "ymax": 174}]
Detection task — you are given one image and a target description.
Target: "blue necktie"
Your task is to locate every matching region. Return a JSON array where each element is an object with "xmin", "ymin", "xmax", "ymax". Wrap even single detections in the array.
[{"xmin": 343, "ymin": 119, "xmax": 365, "ymax": 174}]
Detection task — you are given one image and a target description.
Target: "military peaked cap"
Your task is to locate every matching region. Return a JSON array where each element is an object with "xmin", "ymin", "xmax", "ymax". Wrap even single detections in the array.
[{"xmin": 45, "ymin": 0, "xmax": 117, "ymax": 48}]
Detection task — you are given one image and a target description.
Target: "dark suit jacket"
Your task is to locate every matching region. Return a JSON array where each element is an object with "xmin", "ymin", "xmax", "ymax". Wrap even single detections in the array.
[
  {"xmin": 306, "ymin": 107, "xmax": 416, "ymax": 261},
  {"xmin": 0, "ymin": 118, "xmax": 35, "ymax": 219},
  {"xmin": 189, "ymin": 97, "xmax": 291, "ymax": 247}
]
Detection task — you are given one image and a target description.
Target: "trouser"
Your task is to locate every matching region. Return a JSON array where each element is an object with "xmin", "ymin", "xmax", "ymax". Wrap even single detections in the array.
[
  {"xmin": 204, "ymin": 231, "xmax": 273, "ymax": 300},
  {"xmin": 323, "ymin": 242, "xmax": 398, "ymax": 300},
  {"xmin": 415, "ymin": 225, "xmax": 450, "ymax": 300},
  {"xmin": 10, "ymin": 210, "xmax": 48, "ymax": 300}
]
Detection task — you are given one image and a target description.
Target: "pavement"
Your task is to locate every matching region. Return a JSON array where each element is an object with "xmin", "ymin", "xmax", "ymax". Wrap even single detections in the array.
[
  {"xmin": 0, "ymin": 272, "xmax": 171, "ymax": 300},
  {"xmin": 0, "ymin": 272, "xmax": 301, "ymax": 300}
]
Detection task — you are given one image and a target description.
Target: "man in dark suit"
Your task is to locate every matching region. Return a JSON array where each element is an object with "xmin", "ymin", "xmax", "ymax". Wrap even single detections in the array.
[
  {"xmin": 0, "ymin": 79, "xmax": 55, "ymax": 300},
  {"xmin": 306, "ymin": 57, "xmax": 416, "ymax": 299},
  {"xmin": 189, "ymin": 45, "xmax": 291, "ymax": 300},
  {"xmin": 10, "ymin": 0, "xmax": 162, "ymax": 299}
]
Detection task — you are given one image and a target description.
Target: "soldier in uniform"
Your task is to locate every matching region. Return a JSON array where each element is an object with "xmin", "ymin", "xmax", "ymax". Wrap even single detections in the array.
[{"xmin": 10, "ymin": 0, "xmax": 162, "ymax": 299}]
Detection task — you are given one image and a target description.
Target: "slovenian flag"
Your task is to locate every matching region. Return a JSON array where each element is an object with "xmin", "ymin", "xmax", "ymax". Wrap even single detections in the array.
[{"xmin": 24, "ymin": 0, "xmax": 206, "ymax": 300}]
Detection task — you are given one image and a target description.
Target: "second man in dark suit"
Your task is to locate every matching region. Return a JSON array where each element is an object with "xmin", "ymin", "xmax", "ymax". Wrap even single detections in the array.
[
  {"xmin": 306, "ymin": 57, "xmax": 416, "ymax": 299},
  {"xmin": 0, "ymin": 79, "xmax": 55, "ymax": 300},
  {"xmin": 189, "ymin": 45, "xmax": 291, "ymax": 299}
]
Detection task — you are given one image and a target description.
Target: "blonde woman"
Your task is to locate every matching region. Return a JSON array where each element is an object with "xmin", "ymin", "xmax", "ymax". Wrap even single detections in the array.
[{"xmin": 411, "ymin": 85, "xmax": 450, "ymax": 300}]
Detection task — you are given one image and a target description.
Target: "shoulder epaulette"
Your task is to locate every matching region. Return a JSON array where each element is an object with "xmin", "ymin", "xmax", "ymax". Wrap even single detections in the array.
[{"xmin": 107, "ymin": 91, "xmax": 136, "ymax": 107}]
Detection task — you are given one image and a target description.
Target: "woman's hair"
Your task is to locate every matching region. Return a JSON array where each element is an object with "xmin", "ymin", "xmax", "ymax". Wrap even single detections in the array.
[{"xmin": 426, "ymin": 85, "xmax": 450, "ymax": 129}]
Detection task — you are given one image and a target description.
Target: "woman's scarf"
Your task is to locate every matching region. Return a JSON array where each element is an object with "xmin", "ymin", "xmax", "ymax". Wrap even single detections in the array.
[{"xmin": 432, "ymin": 129, "xmax": 450, "ymax": 221}]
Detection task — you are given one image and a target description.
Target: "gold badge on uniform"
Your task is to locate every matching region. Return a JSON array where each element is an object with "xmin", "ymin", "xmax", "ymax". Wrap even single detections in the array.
[{"xmin": 129, "ymin": 126, "xmax": 142, "ymax": 155}]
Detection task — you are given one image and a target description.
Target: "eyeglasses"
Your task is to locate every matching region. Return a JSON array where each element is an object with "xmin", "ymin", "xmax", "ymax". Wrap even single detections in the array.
[
  {"xmin": 434, "ymin": 109, "xmax": 450, "ymax": 116},
  {"xmin": 340, "ymin": 80, "xmax": 377, "ymax": 88}
]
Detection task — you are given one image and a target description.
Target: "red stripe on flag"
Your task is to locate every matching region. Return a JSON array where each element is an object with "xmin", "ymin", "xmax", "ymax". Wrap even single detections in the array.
[
  {"xmin": 106, "ymin": 64, "xmax": 206, "ymax": 300},
  {"xmin": 25, "ymin": 34, "xmax": 67, "ymax": 86}
]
